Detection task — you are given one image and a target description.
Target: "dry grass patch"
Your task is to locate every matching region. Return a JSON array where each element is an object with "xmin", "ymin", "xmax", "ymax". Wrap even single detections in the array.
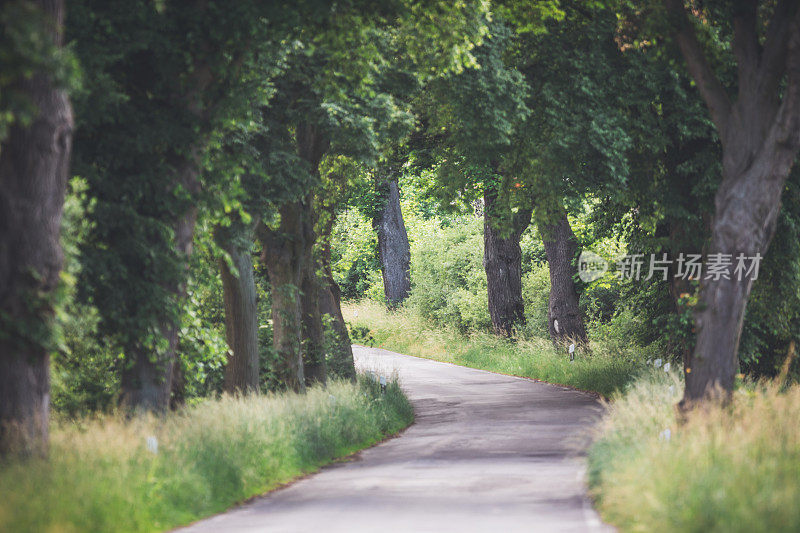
[
  {"xmin": 589, "ymin": 373, "xmax": 800, "ymax": 532},
  {"xmin": 0, "ymin": 376, "xmax": 413, "ymax": 532}
]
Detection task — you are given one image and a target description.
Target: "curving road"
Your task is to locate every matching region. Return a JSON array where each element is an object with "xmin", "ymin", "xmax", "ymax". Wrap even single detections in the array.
[{"xmin": 180, "ymin": 346, "xmax": 612, "ymax": 532}]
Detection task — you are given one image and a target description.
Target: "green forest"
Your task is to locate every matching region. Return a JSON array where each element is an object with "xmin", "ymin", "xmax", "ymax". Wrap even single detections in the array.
[{"xmin": 2, "ymin": 0, "xmax": 800, "ymax": 531}]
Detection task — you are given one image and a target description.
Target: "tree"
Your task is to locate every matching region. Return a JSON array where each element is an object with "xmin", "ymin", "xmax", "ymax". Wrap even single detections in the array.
[
  {"xmin": 663, "ymin": 0, "xmax": 800, "ymax": 404},
  {"xmin": 420, "ymin": 20, "xmax": 532, "ymax": 336},
  {"xmin": 251, "ymin": 1, "xmax": 489, "ymax": 387},
  {"xmin": 69, "ymin": 0, "xmax": 291, "ymax": 411},
  {"xmin": 507, "ymin": 2, "xmax": 635, "ymax": 345},
  {"xmin": 423, "ymin": 5, "xmax": 625, "ymax": 341},
  {"xmin": 539, "ymin": 209, "xmax": 587, "ymax": 343},
  {"xmin": 217, "ymin": 220, "xmax": 260, "ymax": 394},
  {"xmin": 0, "ymin": 0, "xmax": 73, "ymax": 455},
  {"xmin": 373, "ymin": 163, "xmax": 412, "ymax": 306},
  {"xmin": 483, "ymin": 180, "xmax": 533, "ymax": 336}
]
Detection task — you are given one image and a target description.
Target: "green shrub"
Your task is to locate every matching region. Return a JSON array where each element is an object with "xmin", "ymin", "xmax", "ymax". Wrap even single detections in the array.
[
  {"xmin": 330, "ymin": 208, "xmax": 381, "ymax": 300},
  {"xmin": 521, "ymin": 263, "xmax": 550, "ymax": 337},
  {"xmin": 0, "ymin": 376, "xmax": 412, "ymax": 532},
  {"xmin": 407, "ymin": 216, "xmax": 490, "ymax": 332}
]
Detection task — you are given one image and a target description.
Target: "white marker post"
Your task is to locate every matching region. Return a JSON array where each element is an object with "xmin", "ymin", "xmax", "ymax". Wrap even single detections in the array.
[{"xmin": 569, "ymin": 343, "xmax": 575, "ymax": 362}]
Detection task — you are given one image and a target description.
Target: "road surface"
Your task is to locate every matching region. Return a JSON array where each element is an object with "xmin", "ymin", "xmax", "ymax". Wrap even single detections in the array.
[{"xmin": 181, "ymin": 346, "xmax": 611, "ymax": 532}]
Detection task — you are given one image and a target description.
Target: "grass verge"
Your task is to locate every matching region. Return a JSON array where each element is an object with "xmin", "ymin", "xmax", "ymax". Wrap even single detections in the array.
[
  {"xmin": 344, "ymin": 300, "xmax": 639, "ymax": 398},
  {"xmin": 588, "ymin": 372, "xmax": 800, "ymax": 532},
  {"xmin": 0, "ymin": 375, "xmax": 413, "ymax": 532}
]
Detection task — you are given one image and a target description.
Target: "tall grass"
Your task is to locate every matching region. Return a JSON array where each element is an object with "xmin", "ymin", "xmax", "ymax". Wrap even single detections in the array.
[
  {"xmin": 589, "ymin": 373, "xmax": 800, "ymax": 532},
  {"xmin": 345, "ymin": 300, "xmax": 640, "ymax": 398},
  {"xmin": 0, "ymin": 376, "xmax": 413, "ymax": 532}
]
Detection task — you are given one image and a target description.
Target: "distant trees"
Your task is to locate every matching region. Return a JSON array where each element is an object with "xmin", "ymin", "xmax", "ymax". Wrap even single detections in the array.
[
  {"xmin": 0, "ymin": 0, "xmax": 73, "ymax": 456},
  {"xmin": 420, "ymin": 20, "xmax": 532, "ymax": 336},
  {"xmin": 419, "ymin": 4, "xmax": 631, "ymax": 343},
  {"xmin": 68, "ymin": 0, "xmax": 295, "ymax": 411}
]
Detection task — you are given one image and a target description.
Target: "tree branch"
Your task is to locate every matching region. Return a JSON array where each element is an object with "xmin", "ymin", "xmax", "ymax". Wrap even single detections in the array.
[
  {"xmin": 663, "ymin": 0, "xmax": 732, "ymax": 136},
  {"xmin": 758, "ymin": 0, "xmax": 800, "ymax": 98},
  {"xmin": 775, "ymin": 9, "xmax": 800, "ymax": 148},
  {"xmin": 733, "ymin": 1, "xmax": 759, "ymax": 99}
]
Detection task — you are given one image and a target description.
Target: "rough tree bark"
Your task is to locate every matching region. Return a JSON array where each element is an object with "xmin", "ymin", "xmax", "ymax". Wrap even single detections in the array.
[
  {"xmin": 120, "ymin": 154, "xmax": 201, "ymax": 412},
  {"xmin": 483, "ymin": 188, "xmax": 533, "ymax": 336},
  {"xmin": 300, "ymin": 253, "xmax": 327, "ymax": 386},
  {"xmin": 257, "ymin": 209, "xmax": 306, "ymax": 392},
  {"xmin": 373, "ymin": 176, "xmax": 411, "ymax": 306},
  {"xmin": 539, "ymin": 210, "xmax": 587, "ymax": 344},
  {"xmin": 218, "ymin": 221, "xmax": 260, "ymax": 394},
  {"xmin": 258, "ymin": 122, "xmax": 330, "ymax": 391},
  {"xmin": 665, "ymin": 0, "xmax": 800, "ymax": 404},
  {"xmin": 296, "ymin": 123, "xmax": 329, "ymax": 386},
  {"xmin": 0, "ymin": 0, "xmax": 73, "ymax": 456},
  {"xmin": 318, "ymin": 205, "xmax": 356, "ymax": 380}
]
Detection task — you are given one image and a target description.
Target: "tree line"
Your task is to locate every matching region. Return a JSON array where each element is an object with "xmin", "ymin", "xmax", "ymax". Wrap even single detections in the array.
[{"xmin": 2, "ymin": 0, "xmax": 800, "ymax": 456}]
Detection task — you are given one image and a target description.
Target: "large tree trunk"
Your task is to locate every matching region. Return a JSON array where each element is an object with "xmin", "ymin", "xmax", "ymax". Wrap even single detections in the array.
[
  {"xmin": 483, "ymin": 188, "xmax": 532, "ymax": 336},
  {"xmin": 317, "ymin": 203, "xmax": 356, "ymax": 380},
  {"xmin": 257, "ymin": 209, "xmax": 306, "ymax": 393},
  {"xmin": 687, "ymin": 147, "xmax": 798, "ymax": 401},
  {"xmin": 256, "ymin": 123, "xmax": 329, "ymax": 391},
  {"xmin": 0, "ymin": 0, "xmax": 73, "ymax": 456},
  {"xmin": 295, "ymin": 123, "xmax": 329, "ymax": 386},
  {"xmin": 318, "ymin": 269, "xmax": 356, "ymax": 379},
  {"xmin": 120, "ymin": 157, "xmax": 200, "ymax": 412},
  {"xmin": 218, "ymin": 222, "xmax": 260, "ymax": 394},
  {"xmin": 373, "ymin": 177, "xmax": 411, "ymax": 306},
  {"xmin": 539, "ymin": 211, "xmax": 587, "ymax": 344},
  {"xmin": 665, "ymin": 0, "xmax": 800, "ymax": 404},
  {"xmin": 300, "ymin": 258, "xmax": 327, "ymax": 386}
]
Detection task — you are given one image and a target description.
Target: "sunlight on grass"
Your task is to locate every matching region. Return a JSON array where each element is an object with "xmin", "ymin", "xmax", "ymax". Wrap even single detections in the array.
[
  {"xmin": 0, "ymin": 376, "xmax": 413, "ymax": 533},
  {"xmin": 588, "ymin": 374, "xmax": 800, "ymax": 532},
  {"xmin": 345, "ymin": 300, "xmax": 640, "ymax": 398}
]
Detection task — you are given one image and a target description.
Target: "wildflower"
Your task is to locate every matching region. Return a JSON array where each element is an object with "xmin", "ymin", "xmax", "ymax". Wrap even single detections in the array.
[
  {"xmin": 663, "ymin": 362, "xmax": 671, "ymax": 372},
  {"xmin": 654, "ymin": 358, "xmax": 663, "ymax": 368}
]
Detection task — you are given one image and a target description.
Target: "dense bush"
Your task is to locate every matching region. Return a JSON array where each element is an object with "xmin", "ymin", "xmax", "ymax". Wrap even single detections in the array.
[
  {"xmin": 406, "ymin": 216, "xmax": 490, "ymax": 332},
  {"xmin": 52, "ymin": 179, "xmax": 120, "ymax": 416},
  {"xmin": 520, "ymin": 264, "xmax": 550, "ymax": 337}
]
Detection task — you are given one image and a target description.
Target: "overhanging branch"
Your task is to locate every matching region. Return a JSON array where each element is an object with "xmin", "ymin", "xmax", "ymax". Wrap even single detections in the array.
[{"xmin": 663, "ymin": 0, "xmax": 732, "ymax": 137}]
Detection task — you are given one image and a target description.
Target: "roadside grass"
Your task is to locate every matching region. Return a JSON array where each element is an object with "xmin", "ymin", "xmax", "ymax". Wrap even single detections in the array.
[
  {"xmin": 344, "ymin": 300, "xmax": 642, "ymax": 398},
  {"xmin": 588, "ymin": 373, "xmax": 800, "ymax": 532},
  {"xmin": 0, "ymin": 375, "xmax": 413, "ymax": 533}
]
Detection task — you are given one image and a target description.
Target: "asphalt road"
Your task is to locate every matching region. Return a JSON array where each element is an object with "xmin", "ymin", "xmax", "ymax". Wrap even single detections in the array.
[{"xmin": 180, "ymin": 346, "xmax": 612, "ymax": 533}]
